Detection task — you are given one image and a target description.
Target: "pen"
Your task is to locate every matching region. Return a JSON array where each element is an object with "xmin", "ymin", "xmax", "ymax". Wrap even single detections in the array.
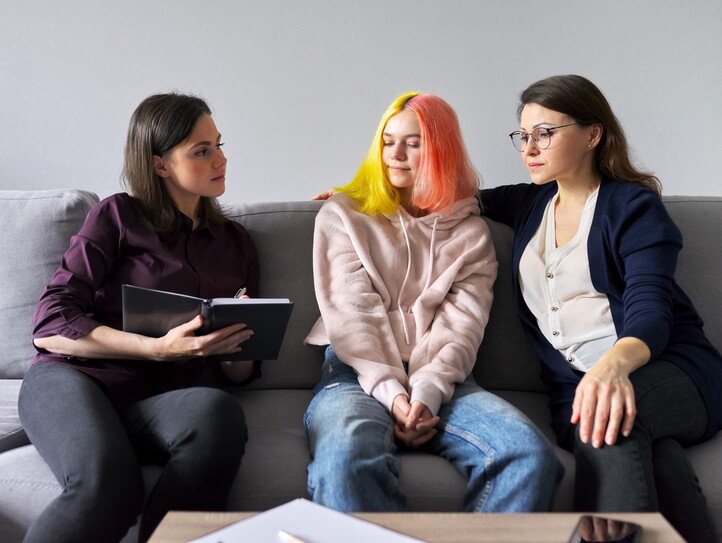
[
  {"xmin": 234, "ymin": 287, "xmax": 247, "ymax": 298},
  {"xmin": 278, "ymin": 529, "xmax": 309, "ymax": 543}
]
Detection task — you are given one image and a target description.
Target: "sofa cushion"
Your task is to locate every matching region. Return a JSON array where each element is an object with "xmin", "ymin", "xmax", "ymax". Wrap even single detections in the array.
[
  {"xmin": 0, "ymin": 189, "xmax": 99, "ymax": 379},
  {"xmin": 229, "ymin": 388, "xmax": 471, "ymax": 512},
  {"xmin": 0, "ymin": 380, "xmax": 28, "ymax": 453},
  {"xmin": 0, "ymin": 445, "xmax": 61, "ymax": 543},
  {"xmin": 0, "ymin": 444, "xmax": 161, "ymax": 543}
]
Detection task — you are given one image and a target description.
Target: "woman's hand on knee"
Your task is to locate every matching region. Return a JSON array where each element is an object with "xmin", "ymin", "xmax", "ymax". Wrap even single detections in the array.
[
  {"xmin": 571, "ymin": 364, "xmax": 637, "ymax": 448},
  {"xmin": 571, "ymin": 341, "xmax": 647, "ymax": 448}
]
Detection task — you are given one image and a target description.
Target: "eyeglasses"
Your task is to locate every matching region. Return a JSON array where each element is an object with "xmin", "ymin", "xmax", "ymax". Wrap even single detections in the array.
[{"xmin": 508, "ymin": 123, "xmax": 578, "ymax": 152}]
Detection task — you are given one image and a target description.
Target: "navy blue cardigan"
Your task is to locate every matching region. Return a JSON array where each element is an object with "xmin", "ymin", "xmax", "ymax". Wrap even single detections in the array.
[{"xmin": 481, "ymin": 179, "xmax": 722, "ymax": 446}]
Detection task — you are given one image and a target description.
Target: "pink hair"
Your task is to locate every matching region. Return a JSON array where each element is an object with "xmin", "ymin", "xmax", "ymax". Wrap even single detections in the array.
[
  {"xmin": 338, "ymin": 92, "xmax": 480, "ymax": 215},
  {"xmin": 404, "ymin": 94, "xmax": 479, "ymax": 212}
]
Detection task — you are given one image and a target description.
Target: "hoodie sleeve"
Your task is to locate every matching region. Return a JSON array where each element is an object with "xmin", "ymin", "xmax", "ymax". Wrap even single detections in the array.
[
  {"xmin": 312, "ymin": 197, "xmax": 409, "ymax": 411},
  {"xmin": 408, "ymin": 218, "xmax": 497, "ymax": 415}
]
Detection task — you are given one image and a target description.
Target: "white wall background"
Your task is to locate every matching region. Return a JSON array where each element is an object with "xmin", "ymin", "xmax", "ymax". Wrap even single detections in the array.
[{"xmin": 2, "ymin": 1, "xmax": 721, "ymax": 205}]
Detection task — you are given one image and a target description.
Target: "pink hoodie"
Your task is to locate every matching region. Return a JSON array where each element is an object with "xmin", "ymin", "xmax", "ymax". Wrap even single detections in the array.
[{"xmin": 306, "ymin": 193, "xmax": 497, "ymax": 415}]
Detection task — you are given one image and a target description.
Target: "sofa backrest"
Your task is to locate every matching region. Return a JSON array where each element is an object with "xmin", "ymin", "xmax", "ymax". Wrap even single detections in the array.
[
  {"xmin": 664, "ymin": 197, "xmax": 722, "ymax": 352},
  {"xmin": 0, "ymin": 189, "xmax": 99, "ymax": 379},
  {"xmin": 228, "ymin": 197, "xmax": 722, "ymax": 394},
  {"xmin": 474, "ymin": 219, "xmax": 544, "ymax": 392},
  {"xmin": 2, "ymin": 192, "xmax": 720, "ymax": 394},
  {"xmin": 226, "ymin": 201, "xmax": 326, "ymax": 390}
]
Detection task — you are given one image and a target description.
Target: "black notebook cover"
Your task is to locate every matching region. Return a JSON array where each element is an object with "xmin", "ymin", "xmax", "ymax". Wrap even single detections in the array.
[{"xmin": 121, "ymin": 284, "xmax": 294, "ymax": 360}]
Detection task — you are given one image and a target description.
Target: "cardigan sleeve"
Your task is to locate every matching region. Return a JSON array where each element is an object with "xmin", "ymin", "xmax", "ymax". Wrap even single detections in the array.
[
  {"xmin": 603, "ymin": 188, "xmax": 683, "ymax": 360},
  {"xmin": 479, "ymin": 183, "xmax": 544, "ymax": 228}
]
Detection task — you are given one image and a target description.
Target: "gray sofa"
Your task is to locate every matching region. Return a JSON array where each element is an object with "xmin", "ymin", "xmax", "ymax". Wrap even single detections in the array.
[{"xmin": 1, "ymin": 188, "xmax": 721, "ymax": 542}]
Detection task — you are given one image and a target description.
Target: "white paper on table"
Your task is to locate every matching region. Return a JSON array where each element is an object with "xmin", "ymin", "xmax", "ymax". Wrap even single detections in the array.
[{"xmin": 187, "ymin": 498, "xmax": 427, "ymax": 543}]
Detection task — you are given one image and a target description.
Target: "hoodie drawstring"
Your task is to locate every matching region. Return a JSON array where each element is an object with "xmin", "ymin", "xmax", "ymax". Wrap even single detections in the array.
[
  {"xmin": 423, "ymin": 217, "xmax": 439, "ymax": 291},
  {"xmin": 396, "ymin": 213, "xmax": 439, "ymax": 345},
  {"xmin": 397, "ymin": 212, "xmax": 412, "ymax": 345}
]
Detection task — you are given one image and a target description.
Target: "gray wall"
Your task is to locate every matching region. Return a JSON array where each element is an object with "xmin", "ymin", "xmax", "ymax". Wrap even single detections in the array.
[{"xmin": 1, "ymin": 1, "xmax": 720, "ymax": 204}]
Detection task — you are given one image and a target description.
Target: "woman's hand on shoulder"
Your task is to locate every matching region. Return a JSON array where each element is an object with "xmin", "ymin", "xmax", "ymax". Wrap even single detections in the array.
[
  {"xmin": 571, "ymin": 337, "xmax": 650, "ymax": 448},
  {"xmin": 391, "ymin": 395, "xmax": 439, "ymax": 448},
  {"xmin": 311, "ymin": 189, "xmax": 336, "ymax": 201}
]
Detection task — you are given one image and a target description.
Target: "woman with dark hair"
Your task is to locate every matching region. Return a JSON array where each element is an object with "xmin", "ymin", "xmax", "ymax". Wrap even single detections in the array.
[
  {"xmin": 304, "ymin": 92, "xmax": 562, "ymax": 514},
  {"xmin": 481, "ymin": 74, "xmax": 722, "ymax": 542},
  {"xmin": 19, "ymin": 93, "xmax": 258, "ymax": 542}
]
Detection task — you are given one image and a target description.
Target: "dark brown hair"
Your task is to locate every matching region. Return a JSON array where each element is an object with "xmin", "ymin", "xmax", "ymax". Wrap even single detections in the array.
[
  {"xmin": 519, "ymin": 75, "xmax": 661, "ymax": 196},
  {"xmin": 121, "ymin": 93, "xmax": 226, "ymax": 238}
]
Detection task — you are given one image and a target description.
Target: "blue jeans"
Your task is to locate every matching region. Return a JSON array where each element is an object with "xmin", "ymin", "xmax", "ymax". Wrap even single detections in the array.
[
  {"xmin": 18, "ymin": 361, "xmax": 247, "ymax": 543},
  {"xmin": 304, "ymin": 347, "xmax": 563, "ymax": 513}
]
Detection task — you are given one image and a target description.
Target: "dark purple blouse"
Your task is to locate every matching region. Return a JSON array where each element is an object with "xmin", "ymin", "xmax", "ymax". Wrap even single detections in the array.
[{"xmin": 32, "ymin": 193, "xmax": 260, "ymax": 408}]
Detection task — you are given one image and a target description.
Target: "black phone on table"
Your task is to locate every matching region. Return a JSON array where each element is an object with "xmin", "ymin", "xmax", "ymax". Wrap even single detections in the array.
[{"xmin": 567, "ymin": 515, "xmax": 643, "ymax": 543}]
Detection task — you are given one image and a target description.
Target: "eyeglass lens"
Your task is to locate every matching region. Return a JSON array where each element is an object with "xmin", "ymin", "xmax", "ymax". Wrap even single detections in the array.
[{"xmin": 511, "ymin": 128, "xmax": 552, "ymax": 152}]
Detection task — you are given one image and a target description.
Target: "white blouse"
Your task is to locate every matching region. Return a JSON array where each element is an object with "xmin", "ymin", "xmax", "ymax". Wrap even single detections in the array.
[{"xmin": 519, "ymin": 188, "xmax": 617, "ymax": 372}]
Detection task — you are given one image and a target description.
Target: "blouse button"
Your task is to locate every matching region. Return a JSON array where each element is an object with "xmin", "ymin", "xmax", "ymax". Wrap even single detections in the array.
[
  {"xmin": 552, "ymin": 331, "xmax": 560, "ymax": 336},
  {"xmin": 546, "ymin": 272, "xmax": 554, "ymax": 279},
  {"xmin": 567, "ymin": 357, "xmax": 574, "ymax": 363},
  {"xmin": 551, "ymin": 306, "xmax": 559, "ymax": 312}
]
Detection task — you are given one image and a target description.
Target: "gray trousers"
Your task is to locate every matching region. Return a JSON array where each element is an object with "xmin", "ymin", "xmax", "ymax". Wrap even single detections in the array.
[
  {"xmin": 19, "ymin": 361, "xmax": 246, "ymax": 543},
  {"xmin": 565, "ymin": 360, "xmax": 716, "ymax": 543}
]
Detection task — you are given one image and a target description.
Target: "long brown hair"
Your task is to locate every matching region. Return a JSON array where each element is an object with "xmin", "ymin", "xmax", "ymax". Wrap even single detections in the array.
[
  {"xmin": 121, "ymin": 93, "xmax": 226, "ymax": 238},
  {"xmin": 519, "ymin": 75, "xmax": 661, "ymax": 196}
]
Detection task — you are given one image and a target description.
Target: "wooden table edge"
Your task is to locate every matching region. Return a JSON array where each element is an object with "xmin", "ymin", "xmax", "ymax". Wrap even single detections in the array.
[{"xmin": 148, "ymin": 510, "xmax": 684, "ymax": 543}]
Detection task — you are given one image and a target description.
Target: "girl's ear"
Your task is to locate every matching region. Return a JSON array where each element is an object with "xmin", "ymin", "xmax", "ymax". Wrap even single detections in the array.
[{"xmin": 153, "ymin": 155, "xmax": 170, "ymax": 178}]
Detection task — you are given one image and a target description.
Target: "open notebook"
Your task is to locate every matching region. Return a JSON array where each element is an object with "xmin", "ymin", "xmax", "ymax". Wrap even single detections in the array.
[
  {"xmin": 121, "ymin": 284, "xmax": 293, "ymax": 360},
  {"xmin": 188, "ymin": 498, "xmax": 426, "ymax": 543}
]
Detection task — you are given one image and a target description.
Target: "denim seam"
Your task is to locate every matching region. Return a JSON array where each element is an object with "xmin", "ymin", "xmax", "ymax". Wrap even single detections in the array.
[{"xmin": 437, "ymin": 422, "xmax": 495, "ymax": 512}]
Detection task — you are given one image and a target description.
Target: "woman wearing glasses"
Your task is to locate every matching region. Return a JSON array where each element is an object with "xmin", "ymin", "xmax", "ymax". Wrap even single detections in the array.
[{"xmin": 481, "ymin": 74, "xmax": 722, "ymax": 542}]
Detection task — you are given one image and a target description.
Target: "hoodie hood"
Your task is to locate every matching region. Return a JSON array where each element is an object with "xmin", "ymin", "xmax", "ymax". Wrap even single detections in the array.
[{"xmin": 383, "ymin": 197, "xmax": 480, "ymax": 231}]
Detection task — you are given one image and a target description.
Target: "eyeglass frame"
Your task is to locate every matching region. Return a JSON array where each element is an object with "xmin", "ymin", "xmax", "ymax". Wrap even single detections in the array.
[{"xmin": 508, "ymin": 122, "xmax": 579, "ymax": 152}]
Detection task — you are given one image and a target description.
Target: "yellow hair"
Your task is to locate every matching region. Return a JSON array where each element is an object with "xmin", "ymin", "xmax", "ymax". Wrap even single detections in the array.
[
  {"xmin": 336, "ymin": 92, "xmax": 419, "ymax": 215},
  {"xmin": 338, "ymin": 92, "xmax": 479, "ymax": 215}
]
